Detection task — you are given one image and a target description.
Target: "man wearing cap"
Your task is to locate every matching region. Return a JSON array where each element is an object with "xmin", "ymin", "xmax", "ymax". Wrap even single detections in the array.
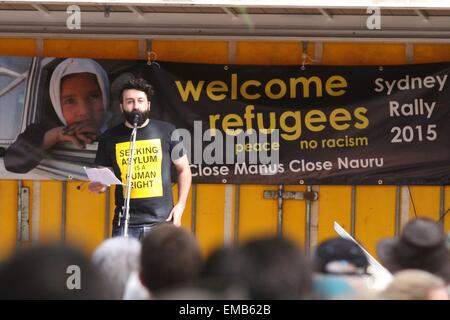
[{"xmin": 312, "ymin": 237, "xmax": 373, "ymax": 298}]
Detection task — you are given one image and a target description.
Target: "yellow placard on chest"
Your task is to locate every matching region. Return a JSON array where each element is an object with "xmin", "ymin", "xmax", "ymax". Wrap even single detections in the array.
[{"xmin": 116, "ymin": 139, "xmax": 163, "ymax": 199}]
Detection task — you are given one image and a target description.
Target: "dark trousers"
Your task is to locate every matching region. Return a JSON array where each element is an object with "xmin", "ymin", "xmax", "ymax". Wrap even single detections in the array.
[{"xmin": 111, "ymin": 224, "xmax": 154, "ymax": 241}]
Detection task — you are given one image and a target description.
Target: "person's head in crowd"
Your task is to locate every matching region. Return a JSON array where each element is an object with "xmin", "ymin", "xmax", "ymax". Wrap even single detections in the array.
[
  {"xmin": 237, "ymin": 236, "xmax": 312, "ymax": 300},
  {"xmin": 376, "ymin": 218, "xmax": 450, "ymax": 282},
  {"xmin": 50, "ymin": 58, "xmax": 110, "ymax": 131},
  {"xmin": 314, "ymin": 237, "xmax": 369, "ymax": 275},
  {"xmin": 199, "ymin": 244, "xmax": 249, "ymax": 297},
  {"xmin": 201, "ymin": 244, "xmax": 242, "ymax": 282},
  {"xmin": 140, "ymin": 223, "xmax": 203, "ymax": 295},
  {"xmin": 379, "ymin": 269, "xmax": 449, "ymax": 300},
  {"xmin": 156, "ymin": 244, "xmax": 249, "ymax": 300},
  {"xmin": 312, "ymin": 237, "xmax": 372, "ymax": 298},
  {"xmin": 92, "ymin": 237, "xmax": 141, "ymax": 299},
  {"xmin": 0, "ymin": 244, "xmax": 107, "ymax": 299},
  {"xmin": 119, "ymin": 78, "xmax": 154, "ymax": 127}
]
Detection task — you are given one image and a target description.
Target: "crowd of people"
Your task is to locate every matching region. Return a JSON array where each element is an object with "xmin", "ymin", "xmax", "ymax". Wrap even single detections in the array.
[{"xmin": 0, "ymin": 217, "xmax": 448, "ymax": 300}]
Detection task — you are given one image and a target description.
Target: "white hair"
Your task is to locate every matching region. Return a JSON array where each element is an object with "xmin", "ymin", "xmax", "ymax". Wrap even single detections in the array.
[
  {"xmin": 380, "ymin": 269, "xmax": 446, "ymax": 300},
  {"xmin": 92, "ymin": 237, "xmax": 141, "ymax": 300}
]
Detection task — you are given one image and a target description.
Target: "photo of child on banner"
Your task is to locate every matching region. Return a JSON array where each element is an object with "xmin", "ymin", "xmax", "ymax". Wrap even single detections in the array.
[{"xmin": 4, "ymin": 58, "xmax": 110, "ymax": 173}]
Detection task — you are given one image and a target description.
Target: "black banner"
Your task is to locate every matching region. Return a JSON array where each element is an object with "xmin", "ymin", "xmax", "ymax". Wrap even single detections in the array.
[
  {"xmin": 1, "ymin": 57, "xmax": 449, "ymax": 184},
  {"xmin": 146, "ymin": 62, "xmax": 450, "ymax": 185}
]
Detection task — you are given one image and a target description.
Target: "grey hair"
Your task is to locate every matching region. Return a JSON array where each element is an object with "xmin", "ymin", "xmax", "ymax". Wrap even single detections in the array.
[
  {"xmin": 92, "ymin": 237, "xmax": 141, "ymax": 299},
  {"xmin": 380, "ymin": 269, "xmax": 446, "ymax": 300}
]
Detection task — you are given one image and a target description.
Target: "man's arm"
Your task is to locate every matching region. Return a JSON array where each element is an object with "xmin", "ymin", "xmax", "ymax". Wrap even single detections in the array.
[{"xmin": 166, "ymin": 154, "xmax": 192, "ymax": 226}]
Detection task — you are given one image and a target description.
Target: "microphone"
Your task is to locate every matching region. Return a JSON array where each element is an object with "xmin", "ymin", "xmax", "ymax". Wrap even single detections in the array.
[{"xmin": 132, "ymin": 113, "xmax": 141, "ymax": 126}]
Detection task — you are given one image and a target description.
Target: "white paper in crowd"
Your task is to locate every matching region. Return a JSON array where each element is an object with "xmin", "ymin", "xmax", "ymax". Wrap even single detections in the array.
[
  {"xmin": 84, "ymin": 167, "xmax": 123, "ymax": 185},
  {"xmin": 334, "ymin": 221, "xmax": 393, "ymax": 290}
]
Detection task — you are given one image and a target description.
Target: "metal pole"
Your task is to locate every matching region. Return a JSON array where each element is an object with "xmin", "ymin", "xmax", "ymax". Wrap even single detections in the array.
[
  {"xmin": 351, "ymin": 185, "xmax": 356, "ymax": 237},
  {"xmin": 31, "ymin": 181, "xmax": 41, "ymax": 243},
  {"xmin": 395, "ymin": 186, "xmax": 401, "ymax": 236},
  {"xmin": 234, "ymin": 184, "xmax": 240, "ymax": 243},
  {"xmin": 439, "ymin": 185, "xmax": 445, "ymax": 226},
  {"xmin": 305, "ymin": 185, "xmax": 312, "ymax": 257},
  {"xmin": 277, "ymin": 184, "xmax": 283, "ymax": 237},
  {"xmin": 223, "ymin": 185, "xmax": 233, "ymax": 244},
  {"xmin": 61, "ymin": 181, "xmax": 67, "ymax": 243},
  {"xmin": 17, "ymin": 180, "xmax": 22, "ymax": 249},
  {"xmin": 191, "ymin": 184, "xmax": 197, "ymax": 235},
  {"xmin": 123, "ymin": 125, "xmax": 138, "ymax": 237},
  {"xmin": 309, "ymin": 185, "xmax": 320, "ymax": 255}
]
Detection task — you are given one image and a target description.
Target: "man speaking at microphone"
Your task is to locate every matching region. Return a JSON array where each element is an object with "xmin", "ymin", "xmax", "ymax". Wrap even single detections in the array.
[{"xmin": 89, "ymin": 78, "xmax": 191, "ymax": 240}]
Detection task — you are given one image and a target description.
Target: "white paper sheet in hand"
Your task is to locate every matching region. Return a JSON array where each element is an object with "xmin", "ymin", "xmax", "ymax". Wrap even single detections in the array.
[{"xmin": 84, "ymin": 167, "xmax": 123, "ymax": 185}]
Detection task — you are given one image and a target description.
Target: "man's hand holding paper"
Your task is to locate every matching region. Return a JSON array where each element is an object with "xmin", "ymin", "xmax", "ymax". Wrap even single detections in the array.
[{"xmin": 85, "ymin": 167, "xmax": 123, "ymax": 193}]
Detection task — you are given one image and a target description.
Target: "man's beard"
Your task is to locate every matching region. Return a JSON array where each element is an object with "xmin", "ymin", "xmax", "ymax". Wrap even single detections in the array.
[{"xmin": 123, "ymin": 109, "xmax": 150, "ymax": 126}]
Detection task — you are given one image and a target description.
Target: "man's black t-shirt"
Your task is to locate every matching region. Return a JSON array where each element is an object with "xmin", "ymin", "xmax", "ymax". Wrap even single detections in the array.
[{"xmin": 95, "ymin": 120, "xmax": 183, "ymax": 226}]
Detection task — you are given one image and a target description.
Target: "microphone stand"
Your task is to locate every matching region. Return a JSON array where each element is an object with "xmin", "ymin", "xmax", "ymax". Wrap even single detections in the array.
[{"xmin": 122, "ymin": 118, "xmax": 139, "ymax": 238}]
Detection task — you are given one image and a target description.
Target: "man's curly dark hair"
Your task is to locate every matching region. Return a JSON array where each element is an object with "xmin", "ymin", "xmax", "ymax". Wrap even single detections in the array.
[{"xmin": 119, "ymin": 78, "xmax": 154, "ymax": 102}]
